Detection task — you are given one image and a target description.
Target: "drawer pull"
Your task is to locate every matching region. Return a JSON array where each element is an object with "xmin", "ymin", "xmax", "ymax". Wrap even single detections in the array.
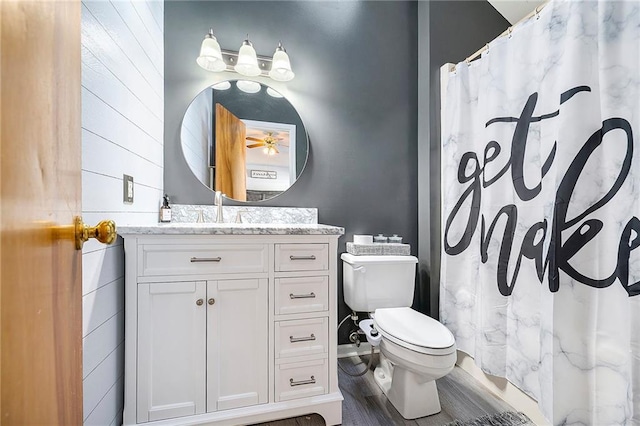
[
  {"xmin": 289, "ymin": 292, "xmax": 316, "ymax": 299},
  {"xmin": 289, "ymin": 255, "xmax": 316, "ymax": 261},
  {"xmin": 190, "ymin": 257, "xmax": 222, "ymax": 263},
  {"xmin": 289, "ymin": 376, "xmax": 315, "ymax": 387},
  {"xmin": 290, "ymin": 333, "xmax": 316, "ymax": 343}
]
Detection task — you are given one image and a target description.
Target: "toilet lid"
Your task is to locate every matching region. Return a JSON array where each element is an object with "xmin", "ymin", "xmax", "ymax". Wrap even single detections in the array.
[{"xmin": 374, "ymin": 307, "xmax": 455, "ymax": 355}]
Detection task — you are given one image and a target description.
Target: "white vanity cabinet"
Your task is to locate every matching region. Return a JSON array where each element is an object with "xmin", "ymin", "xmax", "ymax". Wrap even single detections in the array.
[
  {"xmin": 206, "ymin": 277, "xmax": 268, "ymax": 412},
  {"xmin": 121, "ymin": 230, "xmax": 343, "ymax": 426},
  {"xmin": 136, "ymin": 280, "xmax": 207, "ymax": 421},
  {"xmin": 273, "ymin": 244, "xmax": 331, "ymax": 402},
  {"xmin": 136, "ymin": 278, "xmax": 268, "ymax": 423}
]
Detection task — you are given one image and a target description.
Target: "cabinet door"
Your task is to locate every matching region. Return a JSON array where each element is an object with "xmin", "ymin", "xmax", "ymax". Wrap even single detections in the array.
[
  {"xmin": 207, "ymin": 278, "xmax": 268, "ymax": 411},
  {"xmin": 137, "ymin": 282, "xmax": 206, "ymax": 423}
]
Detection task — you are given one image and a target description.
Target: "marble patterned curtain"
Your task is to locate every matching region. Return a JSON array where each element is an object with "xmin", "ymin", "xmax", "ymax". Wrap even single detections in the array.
[{"xmin": 440, "ymin": 1, "xmax": 640, "ymax": 424}]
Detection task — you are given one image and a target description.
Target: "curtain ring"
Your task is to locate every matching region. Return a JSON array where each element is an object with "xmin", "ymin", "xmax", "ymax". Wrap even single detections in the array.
[
  {"xmin": 535, "ymin": 6, "xmax": 541, "ymax": 20},
  {"xmin": 508, "ymin": 27, "xmax": 513, "ymax": 38},
  {"xmin": 484, "ymin": 43, "xmax": 489, "ymax": 54}
]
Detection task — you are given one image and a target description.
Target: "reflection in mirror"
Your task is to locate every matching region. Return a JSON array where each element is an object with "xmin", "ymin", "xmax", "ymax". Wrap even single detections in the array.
[{"xmin": 180, "ymin": 80, "xmax": 308, "ymax": 202}]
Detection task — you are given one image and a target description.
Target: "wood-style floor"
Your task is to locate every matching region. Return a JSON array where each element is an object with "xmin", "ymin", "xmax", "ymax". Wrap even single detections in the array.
[{"xmin": 257, "ymin": 353, "xmax": 514, "ymax": 426}]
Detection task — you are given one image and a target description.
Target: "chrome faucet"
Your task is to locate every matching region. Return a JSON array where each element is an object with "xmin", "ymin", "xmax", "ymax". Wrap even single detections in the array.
[{"xmin": 214, "ymin": 191, "xmax": 224, "ymax": 223}]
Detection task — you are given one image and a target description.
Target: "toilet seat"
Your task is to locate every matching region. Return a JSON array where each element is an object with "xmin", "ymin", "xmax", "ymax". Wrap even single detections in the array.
[{"xmin": 374, "ymin": 307, "xmax": 455, "ymax": 356}]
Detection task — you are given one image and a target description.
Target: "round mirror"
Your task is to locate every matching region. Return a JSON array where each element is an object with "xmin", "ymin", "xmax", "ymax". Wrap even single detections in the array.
[{"xmin": 180, "ymin": 80, "xmax": 309, "ymax": 202}]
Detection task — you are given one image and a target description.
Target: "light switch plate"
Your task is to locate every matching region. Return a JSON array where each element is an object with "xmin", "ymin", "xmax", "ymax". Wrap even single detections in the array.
[{"xmin": 123, "ymin": 174, "xmax": 134, "ymax": 203}]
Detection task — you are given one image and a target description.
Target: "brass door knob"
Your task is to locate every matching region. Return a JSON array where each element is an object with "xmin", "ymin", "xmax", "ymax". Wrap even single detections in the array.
[{"xmin": 75, "ymin": 216, "xmax": 117, "ymax": 250}]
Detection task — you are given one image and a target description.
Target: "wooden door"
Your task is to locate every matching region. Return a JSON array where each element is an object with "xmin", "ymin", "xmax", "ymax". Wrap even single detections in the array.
[
  {"xmin": 215, "ymin": 103, "xmax": 247, "ymax": 201},
  {"xmin": 1, "ymin": 1, "xmax": 83, "ymax": 424},
  {"xmin": 137, "ymin": 282, "xmax": 207, "ymax": 422},
  {"xmin": 207, "ymin": 278, "xmax": 268, "ymax": 412}
]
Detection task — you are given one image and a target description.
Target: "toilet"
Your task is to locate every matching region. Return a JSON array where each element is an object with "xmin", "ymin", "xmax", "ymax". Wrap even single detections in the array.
[{"xmin": 341, "ymin": 253, "xmax": 456, "ymax": 419}]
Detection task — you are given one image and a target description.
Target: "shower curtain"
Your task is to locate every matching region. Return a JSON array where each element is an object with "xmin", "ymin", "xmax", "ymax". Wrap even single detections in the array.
[{"xmin": 440, "ymin": 1, "xmax": 640, "ymax": 424}]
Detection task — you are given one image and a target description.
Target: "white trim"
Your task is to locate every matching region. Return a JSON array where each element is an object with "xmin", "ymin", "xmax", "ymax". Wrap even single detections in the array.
[{"xmin": 124, "ymin": 393, "xmax": 343, "ymax": 426}]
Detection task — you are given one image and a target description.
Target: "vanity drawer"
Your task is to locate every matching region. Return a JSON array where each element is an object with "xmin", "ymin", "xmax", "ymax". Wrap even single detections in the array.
[
  {"xmin": 139, "ymin": 244, "xmax": 267, "ymax": 277},
  {"xmin": 275, "ymin": 276, "xmax": 329, "ymax": 315},
  {"xmin": 275, "ymin": 358, "xmax": 328, "ymax": 402},
  {"xmin": 275, "ymin": 244, "xmax": 328, "ymax": 272},
  {"xmin": 275, "ymin": 318, "xmax": 328, "ymax": 359}
]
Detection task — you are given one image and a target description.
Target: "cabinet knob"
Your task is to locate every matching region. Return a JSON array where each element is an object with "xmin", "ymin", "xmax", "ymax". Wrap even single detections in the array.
[
  {"xmin": 196, "ymin": 299, "xmax": 204, "ymax": 306},
  {"xmin": 208, "ymin": 298, "xmax": 215, "ymax": 305}
]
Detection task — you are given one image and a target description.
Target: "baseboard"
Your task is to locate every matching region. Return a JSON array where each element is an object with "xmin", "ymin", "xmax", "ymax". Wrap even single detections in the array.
[
  {"xmin": 456, "ymin": 351, "xmax": 550, "ymax": 426},
  {"xmin": 337, "ymin": 342, "xmax": 379, "ymax": 358}
]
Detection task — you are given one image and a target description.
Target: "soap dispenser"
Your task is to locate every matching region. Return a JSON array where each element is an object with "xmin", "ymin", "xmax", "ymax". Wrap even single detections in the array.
[{"xmin": 160, "ymin": 194, "xmax": 172, "ymax": 222}]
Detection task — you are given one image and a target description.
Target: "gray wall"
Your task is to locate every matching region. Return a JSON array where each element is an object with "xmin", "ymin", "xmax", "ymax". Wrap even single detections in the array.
[
  {"xmin": 165, "ymin": 1, "xmax": 509, "ymax": 342},
  {"xmin": 165, "ymin": 1, "xmax": 419, "ymax": 342},
  {"xmin": 417, "ymin": 2, "xmax": 509, "ymax": 319}
]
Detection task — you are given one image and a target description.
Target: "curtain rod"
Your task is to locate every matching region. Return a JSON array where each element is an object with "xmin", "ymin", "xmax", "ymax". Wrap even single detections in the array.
[{"xmin": 452, "ymin": 1, "xmax": 549, "ymax": 71}]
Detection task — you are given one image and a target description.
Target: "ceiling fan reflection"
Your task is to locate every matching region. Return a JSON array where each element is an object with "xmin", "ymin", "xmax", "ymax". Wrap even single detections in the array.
[{"xmin": 246, "ymin": 131, "xmax": 288, "ymax": 156}]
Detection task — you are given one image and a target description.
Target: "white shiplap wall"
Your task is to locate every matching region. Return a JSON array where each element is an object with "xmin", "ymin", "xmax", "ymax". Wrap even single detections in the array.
[
  {"xmin": 81, "ymin": 1, "xmax": 163, "ymax": 425},
  {"xmin": 181, "ymin": 89, "xmax": 212, "ymax": 185}
]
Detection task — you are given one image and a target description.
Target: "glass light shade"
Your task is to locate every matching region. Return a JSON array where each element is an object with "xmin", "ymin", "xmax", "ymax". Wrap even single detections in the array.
[
  {"xmin": 266, "ymin": 87, "xmax": 284, "ymax": 98},
  {"xmin": 234, "ymin": 40, "xmax": 261, "ymax": 77},
  {"xmin": 211, "ymin": 81, "xmax": 231, "ymax": 90},
  {"xmin": 236, "ymin": 80, "xmax": 261, "ymax": 94},
  {"xmin": 268, "ymin": 45, "xmax": 294, "ymax": 82},
  {"xmin": 196, "ymin": 32, "xmax": 226, "ymax": 72}
]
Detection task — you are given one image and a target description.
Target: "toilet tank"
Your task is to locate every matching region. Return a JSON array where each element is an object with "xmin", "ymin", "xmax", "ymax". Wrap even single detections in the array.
[{"xmin": 341, "ymin": 253, "xmax": 418, "ymax": 312}]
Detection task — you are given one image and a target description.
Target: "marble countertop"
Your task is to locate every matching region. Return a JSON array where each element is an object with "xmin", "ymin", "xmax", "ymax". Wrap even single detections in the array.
[{"xmin": 117, "ymin": 223, "xmax": 345, "ymax": 236}]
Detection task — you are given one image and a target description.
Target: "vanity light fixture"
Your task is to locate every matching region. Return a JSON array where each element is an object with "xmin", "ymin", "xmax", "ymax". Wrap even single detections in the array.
[
  {"xmin": 234, "ymin": 36, "xmax": 262, "ymax": 77},
  {"xmin": 196, "ymin": 29, "xmax": 295, "ymax": 82},
  {"xmin": 268, "ymin": 42, "xmax": 295, "ymax": 82},
  {"xmin": 196, "ymin": 29, "xmax": 226, "ymax": 72}
]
